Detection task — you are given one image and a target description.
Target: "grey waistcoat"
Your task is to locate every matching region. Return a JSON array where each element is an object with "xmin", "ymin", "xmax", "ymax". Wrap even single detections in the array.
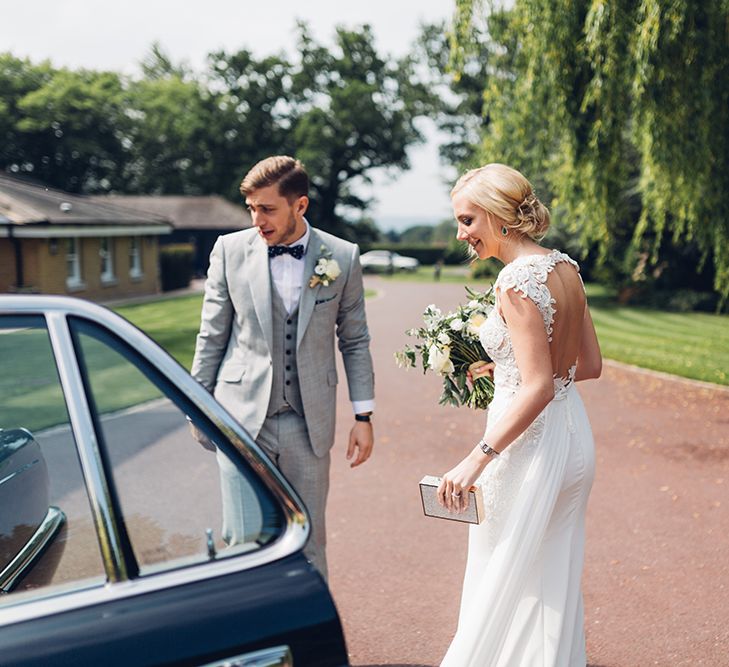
[{"xmin": 266, "ymin": 285, "xmax": 305, "ymax": 417}]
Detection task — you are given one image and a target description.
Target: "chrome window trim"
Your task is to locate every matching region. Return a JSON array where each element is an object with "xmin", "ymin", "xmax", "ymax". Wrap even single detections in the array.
[
  {"xmin": 198, "ymin": 645, "xmax": 292, "ymax": 667},
  {"xmin": 0, "ymin": 507, "xmax": 65, "ymax": 593},
  {"xmin": 46, "ymin": 310, "xmax": 129, "ymax": 583},
  {"xmin": 0, "ymin": 528, "xmax": 307, "ymax": 625},
  {"xmin": 0, "ymin": 295, "xmax": 309, "ymax": 626}
]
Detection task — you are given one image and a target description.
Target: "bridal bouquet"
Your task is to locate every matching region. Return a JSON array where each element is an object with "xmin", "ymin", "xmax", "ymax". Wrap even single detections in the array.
[{"xmin": 395, "ymin": 286, "xmax": 496, "ymax": 410}]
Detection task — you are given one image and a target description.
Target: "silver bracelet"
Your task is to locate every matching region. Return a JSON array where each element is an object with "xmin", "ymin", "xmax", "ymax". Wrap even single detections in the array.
[{"xmin": 478, "ymin": 439, "xmax": 500, "ymax": 458}]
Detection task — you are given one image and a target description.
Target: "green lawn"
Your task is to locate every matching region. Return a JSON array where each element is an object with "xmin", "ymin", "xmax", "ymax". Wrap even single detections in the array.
[
  {"xmin": 583, "ymin": 285, "xmax": 729, "ymax": 385},
  {"xmin": 117, "ymin": 294, "xmax": 205, "ymax": 369}
]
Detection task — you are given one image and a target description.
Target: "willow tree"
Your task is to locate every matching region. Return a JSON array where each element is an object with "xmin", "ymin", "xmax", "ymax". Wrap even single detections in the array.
[{"xmin": 450, "ymin": 0, "xmax": 729, "ymax": 307}]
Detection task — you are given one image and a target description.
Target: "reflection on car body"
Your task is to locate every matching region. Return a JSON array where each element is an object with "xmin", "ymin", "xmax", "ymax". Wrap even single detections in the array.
[
  {"xmin": 0, "ymin": 428, "xmax": 65, "ymax": 593},
  {"xmin": 0, "ymin": 296, "xmax": 348, "ymax": 666}
]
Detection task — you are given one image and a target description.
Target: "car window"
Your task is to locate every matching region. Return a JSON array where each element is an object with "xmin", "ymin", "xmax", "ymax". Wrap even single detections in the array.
[
  {"xmin": 69, "ymin": 317, "xmax": 285, "ymax": 577},
  {"xmin": 0, "ymin": 316, "xmax": 106, "ymax": 605}
]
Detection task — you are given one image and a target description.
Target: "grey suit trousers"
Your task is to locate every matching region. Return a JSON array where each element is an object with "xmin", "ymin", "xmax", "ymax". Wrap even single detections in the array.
[
  {"xmin": 257, "ymin": 411, "xmax": 330, "ymax": 579},
  {"xmin": 216, "ymin": 410, "xmax": 330, "ymax": 579}
]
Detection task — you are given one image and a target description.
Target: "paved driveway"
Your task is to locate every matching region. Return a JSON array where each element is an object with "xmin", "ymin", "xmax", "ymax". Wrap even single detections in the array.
[{"xmin": 327, "ymin": 276, "xmax": 729, "ymax": 667}]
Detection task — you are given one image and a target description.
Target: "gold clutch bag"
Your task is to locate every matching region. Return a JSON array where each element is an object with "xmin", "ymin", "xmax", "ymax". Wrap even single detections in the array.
[{"xmin": 419, "ymin": 475, "xmax": 485, "ymax": 524}]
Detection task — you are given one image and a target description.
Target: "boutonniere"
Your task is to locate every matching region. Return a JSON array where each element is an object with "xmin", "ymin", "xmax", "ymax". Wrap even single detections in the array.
[{"xmin": 309, "ymin": 244, "xmax": 342, "ymax": 288}]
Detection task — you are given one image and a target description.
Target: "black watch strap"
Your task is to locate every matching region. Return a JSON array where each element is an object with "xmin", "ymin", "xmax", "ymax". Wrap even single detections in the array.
[{"xmin": 355, "ymin": 413, "xmax": 372, "ymax": 423}]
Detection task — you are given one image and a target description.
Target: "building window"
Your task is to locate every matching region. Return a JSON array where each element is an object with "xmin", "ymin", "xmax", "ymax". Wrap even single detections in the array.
[
  {"xmin": 129, "ymin": 236, "xmax": 143, "ymax": 279},
  {"xmin": 100, "ymin": 237, "xmax": 115, "ymax": 284},
  {"xmin": 66, "ymin": 238, "xmax": 83, "ymax": 289}
]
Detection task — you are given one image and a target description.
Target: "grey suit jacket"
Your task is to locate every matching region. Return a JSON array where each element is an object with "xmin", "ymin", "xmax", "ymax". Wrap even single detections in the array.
[{"xmin": 190, "ymin": 226, "xmax": 375, "ymax": 457}]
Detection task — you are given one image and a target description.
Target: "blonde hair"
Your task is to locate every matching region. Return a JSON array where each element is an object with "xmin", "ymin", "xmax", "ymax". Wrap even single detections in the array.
[{"xmin": 451, "ymin": 163, "xmax": 550, "ymax": 240}]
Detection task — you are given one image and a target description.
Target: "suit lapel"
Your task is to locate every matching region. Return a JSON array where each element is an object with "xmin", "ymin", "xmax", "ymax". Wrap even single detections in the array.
[
  {"xmin": 297, "ymin": 229, "xmax": 323, "ymax": 348},
  {"xmin": 247, "ymin": 234, "xmax": 274, "ymax": 356}
]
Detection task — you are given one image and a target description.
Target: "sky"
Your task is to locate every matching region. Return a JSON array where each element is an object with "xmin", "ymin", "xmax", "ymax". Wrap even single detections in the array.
[{"xmin": 4, "ymin": 0, "xmax": 459, "ymax": 231}]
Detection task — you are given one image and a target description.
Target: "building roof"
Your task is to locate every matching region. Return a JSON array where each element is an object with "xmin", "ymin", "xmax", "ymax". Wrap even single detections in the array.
[
  {"xmin": 94, "ymin": 194, "xmax": 251, "ymax": 230},
  {"xmin": 0, "ymin": 173, "xmax": 170, "ymax": 228}
]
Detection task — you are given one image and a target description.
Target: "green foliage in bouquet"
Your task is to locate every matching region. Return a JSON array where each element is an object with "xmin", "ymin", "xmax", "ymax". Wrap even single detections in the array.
[{"xmin": 395, "ymin": 286, "xmax": 496, "ymax": 409}]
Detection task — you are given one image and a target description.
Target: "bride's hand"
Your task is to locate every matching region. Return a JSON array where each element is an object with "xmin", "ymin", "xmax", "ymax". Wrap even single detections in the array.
[
  {"xmin": 437, "ymin": 449, "xmax": 488, "ymax": 513},
  {"xmin": 467, "ymin": 361, "xmax": 495, "ymax": 385}
]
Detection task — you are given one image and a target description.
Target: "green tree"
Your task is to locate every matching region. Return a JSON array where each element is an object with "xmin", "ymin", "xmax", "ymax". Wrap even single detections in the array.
[
  {"xmin": 124, "ymin": 74, "xmax": 217, "ymax": 194},
  {"xmin": 287, "ymin": 23, "xmax": 435, "ymax": 236},
  {"xmin": 204, "ymin": 48, "xmax": 293, "ymax": 199},
  {"xmin": 1, "ymin": 23, "xmax": 437, "ymax": 240},
  {"xmin": 1, "ymin": 57, "xmax": 128, "ymax": 192},
  {"xmin": 0, "ymin": 54, "xmax": 54, "ymax": 177},
  {"xmin": 415, "ymin": 22, "xmax": 492, "ymax": 167},
  {"xmin": 451, "ymin": 0, "xmax": 729, "ymax": 308}
]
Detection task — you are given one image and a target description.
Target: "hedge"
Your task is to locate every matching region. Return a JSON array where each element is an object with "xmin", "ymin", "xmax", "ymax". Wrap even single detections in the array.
[{"xmin": 160, "ymin": 243, "xmax": 194, "ymax": 291}]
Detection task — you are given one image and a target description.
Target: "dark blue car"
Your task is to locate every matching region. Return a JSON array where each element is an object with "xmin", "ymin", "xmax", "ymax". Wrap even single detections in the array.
[{"xmin": 0, "ymin": 295, "xmax": 348, "ymax": 666}]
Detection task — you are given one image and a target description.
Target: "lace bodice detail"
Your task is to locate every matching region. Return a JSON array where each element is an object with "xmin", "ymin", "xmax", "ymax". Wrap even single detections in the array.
[{"xmin": 479, "ymin": 249, "xmax": 581, "ymax": 397}]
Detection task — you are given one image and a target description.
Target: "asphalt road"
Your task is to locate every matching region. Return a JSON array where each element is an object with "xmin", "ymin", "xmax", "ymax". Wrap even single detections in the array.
[{"xmin": 326, "ymin": 276, "xmax": 729, "ymax": 667}]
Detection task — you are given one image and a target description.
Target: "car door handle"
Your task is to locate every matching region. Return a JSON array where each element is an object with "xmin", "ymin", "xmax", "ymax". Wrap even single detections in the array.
[{"xmin": 198, "ymin": 645, "xmax": 292, "ymax": 667}]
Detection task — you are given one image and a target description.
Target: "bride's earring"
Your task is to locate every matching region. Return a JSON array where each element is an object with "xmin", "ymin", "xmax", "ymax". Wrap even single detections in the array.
[{"xmin": 501, "ymin": 226, "xmax": 509, "ymax": 236}]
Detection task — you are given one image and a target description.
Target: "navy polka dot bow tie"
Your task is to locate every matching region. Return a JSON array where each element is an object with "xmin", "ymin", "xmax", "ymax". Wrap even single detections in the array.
[{"xmin": 268, "ymin": 244, "xmax": 305, "ymax": 260}]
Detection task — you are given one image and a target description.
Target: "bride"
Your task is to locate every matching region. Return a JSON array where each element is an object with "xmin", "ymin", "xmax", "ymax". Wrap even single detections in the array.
[{"xmin": 437, "ymin": 164, "xmax": 602, "ymax": 666}]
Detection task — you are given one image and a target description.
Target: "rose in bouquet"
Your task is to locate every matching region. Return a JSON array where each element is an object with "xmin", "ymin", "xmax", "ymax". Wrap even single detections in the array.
[{"xmin": 395, "ymin": 286, "xmax": 495, "ymax": 410}]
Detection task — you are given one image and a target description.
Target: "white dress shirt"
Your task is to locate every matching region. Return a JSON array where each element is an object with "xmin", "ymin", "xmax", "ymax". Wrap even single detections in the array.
[{"xmin": 269, "ymin": 220, "xmax": 374, "ymax": 416}]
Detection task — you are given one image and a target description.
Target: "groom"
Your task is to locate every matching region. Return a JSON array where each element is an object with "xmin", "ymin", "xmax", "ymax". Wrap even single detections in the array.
[{"xmin": 190, "ymin": 155, "xmax": 375, "ymax": 578}]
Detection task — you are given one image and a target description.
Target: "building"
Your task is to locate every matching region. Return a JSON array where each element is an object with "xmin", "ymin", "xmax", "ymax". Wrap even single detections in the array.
[
  {"xmin": 95, "ymin": 195, "xmax": 252, "ymax": 276},
  {"xmin": 0, "ymin": 174, "xmax": 171, "ymax": 300}
]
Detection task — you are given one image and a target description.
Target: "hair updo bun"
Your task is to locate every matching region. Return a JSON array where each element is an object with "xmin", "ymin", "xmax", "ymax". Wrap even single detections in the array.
[
  {"xmin": 515, "ymin": 192, "xmax": 550, "ymax": 240},
  {"xmin": 451, "ymin": 163, "xmax": 550, "ymax": 241}
]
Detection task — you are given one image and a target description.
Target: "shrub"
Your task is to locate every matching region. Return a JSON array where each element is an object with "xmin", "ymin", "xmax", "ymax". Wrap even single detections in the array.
[
  {"xmin": 631, "ymin": 288, "xmax": 719, "ymax": 313},
  {"xmin": 160, "ymin": 244, "xmax": 194, "ymax": 291},
  {"xmin": 470, "ymin": 260, "xmax": 500, "ymax": 281}
]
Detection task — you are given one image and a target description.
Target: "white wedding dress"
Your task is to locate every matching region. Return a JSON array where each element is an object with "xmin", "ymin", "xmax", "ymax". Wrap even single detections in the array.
[{"xmin": 441, "ymin": 250, "xmax": 595, "ymax": 667}]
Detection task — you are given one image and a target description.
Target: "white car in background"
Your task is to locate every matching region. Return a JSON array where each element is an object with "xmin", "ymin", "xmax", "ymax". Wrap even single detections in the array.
[{"xmin": 359, "ymin": 250, "xmax": 420, "ymax": 273}]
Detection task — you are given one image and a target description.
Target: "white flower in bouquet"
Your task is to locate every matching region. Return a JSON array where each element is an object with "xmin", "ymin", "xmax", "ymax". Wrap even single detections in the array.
[
  {"xmin": 428, "ymin": 344, "xmax": 455, "ymax": 375},
  {"xmin": 423, "ymin": 304, "xmax": 442, "ymax": 329},
  {"xmin": 467, "ymin": 313, "xmax": 487, "ymax": 337},
  {"xmin": 395, "ymin": 286, "xmax": 495, "ymax": 410}
]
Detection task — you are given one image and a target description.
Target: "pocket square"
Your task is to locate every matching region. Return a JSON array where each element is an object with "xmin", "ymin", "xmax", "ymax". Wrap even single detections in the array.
[{"xmin": 315, "ymin": 294, "xmax": 337, "ymax": 305}]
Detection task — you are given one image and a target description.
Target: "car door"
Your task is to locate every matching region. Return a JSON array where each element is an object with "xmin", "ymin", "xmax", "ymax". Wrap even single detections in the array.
[{"xmin": 0, "ymin": 297, "xmax": 348, "ymax": 667}]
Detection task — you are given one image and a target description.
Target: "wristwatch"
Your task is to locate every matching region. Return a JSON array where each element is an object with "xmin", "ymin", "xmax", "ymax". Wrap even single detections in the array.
[{"xmin": 355, "ymin": 413, "xmax": 372, "ymax": 423}]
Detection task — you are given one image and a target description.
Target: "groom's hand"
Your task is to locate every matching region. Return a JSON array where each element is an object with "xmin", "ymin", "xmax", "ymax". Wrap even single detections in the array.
[{"xmin": 347, "ymin": 419, "xmax": 374, "ymax": 468}]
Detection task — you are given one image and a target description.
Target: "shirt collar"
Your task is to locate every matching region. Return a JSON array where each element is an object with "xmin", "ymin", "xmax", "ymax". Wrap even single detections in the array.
[{"xmin": 297, "ymin": 219, "xmax": 311, "ymax": 252}]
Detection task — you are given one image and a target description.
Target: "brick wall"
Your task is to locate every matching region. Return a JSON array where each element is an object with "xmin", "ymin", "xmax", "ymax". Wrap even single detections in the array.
[
  {"xmin": 0, "ymin": 241, "xmax": 16, "ymax": 292},
  {"xmin": 0, "ymin": 239, "xmax": 42, "ymax": 292},
  {"xmin": 1, "ymin": 236, "xmax": 161, "ymax": 300}
]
